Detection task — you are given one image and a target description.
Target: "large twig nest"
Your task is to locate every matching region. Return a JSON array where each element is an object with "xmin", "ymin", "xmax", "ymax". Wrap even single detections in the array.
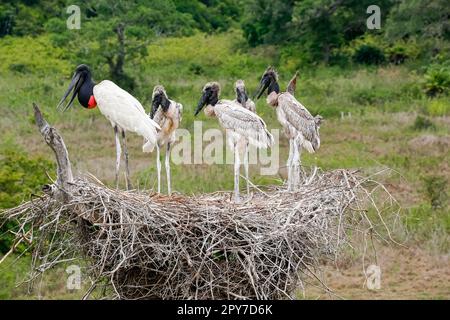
[{"xmin": 2, "ymin": 168, "xmax": 399, "ymax": 299}]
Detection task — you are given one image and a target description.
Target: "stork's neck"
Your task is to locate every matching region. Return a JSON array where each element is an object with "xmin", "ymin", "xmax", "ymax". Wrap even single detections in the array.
[
  {"xmin": 161, "ymin": 96, "xmax": 171, "ymax": 113},
  {"xmin": 268, "ymin": 80, "xmax": 280, "ymax": 95},
  {"xmin": 78, "ymin": 75, "xmax": 96, "ymax": 109},
  {"xmin": 236, "ymin": 90, "xmax": 248, "ymax": 104},
  {"xmin": 209, "ymin": 93, "xmax": 219, "ymax": 107}
]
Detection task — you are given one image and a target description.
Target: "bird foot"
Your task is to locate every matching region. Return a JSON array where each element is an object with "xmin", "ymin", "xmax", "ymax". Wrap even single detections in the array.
[
  {"xmin": 126, "ymin": 181, "xmax": 133, "ymax": 191},
  {"xmin": 232, "ymin": 195, "xmax": 242, "ymax": 204}
]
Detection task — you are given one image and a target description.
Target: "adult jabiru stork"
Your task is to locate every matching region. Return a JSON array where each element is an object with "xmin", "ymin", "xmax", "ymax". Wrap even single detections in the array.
[
  {"xmin": 195, "ymin": 82, "xmax": 273, "ymax": 203},
  {"xmin": 254, "ymin": 67, "xmax": 322, "ymax": 191},
  {"xmin": 56, "ymin": 64, "xmax": 160, "ymax": 189}
]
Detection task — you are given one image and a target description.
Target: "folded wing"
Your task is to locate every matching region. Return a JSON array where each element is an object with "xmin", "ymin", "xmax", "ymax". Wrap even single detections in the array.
[{"xmin": 215, "ymin": 100, "xmax": 273, "ymax": 149}]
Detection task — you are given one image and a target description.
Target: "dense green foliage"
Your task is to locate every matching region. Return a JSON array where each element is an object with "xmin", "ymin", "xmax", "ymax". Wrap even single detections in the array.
[
  {"xmin": 1, "ymin": 0, "xmax": 448, "ymax": 84},
  {"xmin": 0, "ymin": 141, "xmax": 54, "ymax": 210},
  {"xmin": 0, "ymin": 141, "xmax": 55, "ymax": 253},
  {"xmin": 0, "ymin": 0, "xmax": 448, "ymax": 298},
  {"xmin": 1, "ymin": 0, "xmax": 242, "ymax": 89}
]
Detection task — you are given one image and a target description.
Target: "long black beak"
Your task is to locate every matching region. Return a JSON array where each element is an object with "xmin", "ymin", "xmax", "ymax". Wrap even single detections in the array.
[
  {"xmin": 194, "ymin": 92, "xmax": 208, "ymax": 116},
  {"xmin": 57, "ymin": 72, "xmax": 82, "ymax": 112},
  {"xmin": 253, "ymin": 78, "xmax": 269, "ymax": 100},
  {"xmin": 150, "ymin": 95, "xmax": 160, "ymax": 119}
]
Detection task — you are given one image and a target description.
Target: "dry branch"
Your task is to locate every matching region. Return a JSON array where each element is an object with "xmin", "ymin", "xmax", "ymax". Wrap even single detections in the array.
[{"xmin": 0, "ymin": 104, "xmax": 400, "ymax": 299}]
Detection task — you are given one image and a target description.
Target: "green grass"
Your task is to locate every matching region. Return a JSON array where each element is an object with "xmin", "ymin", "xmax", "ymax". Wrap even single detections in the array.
[
  {"xmin": 0, "ymin": 254, "xmax": 87, "ymax": 299},
  {"xmin": 0, "ymin": 31, "xmax": 449, "ymax": 299}
]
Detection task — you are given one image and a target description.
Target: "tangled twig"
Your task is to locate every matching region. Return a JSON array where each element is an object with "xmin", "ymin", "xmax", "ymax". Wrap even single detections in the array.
[{"xmin": 1, "ymin": 168, "xmax": 399, "ymax": 299}]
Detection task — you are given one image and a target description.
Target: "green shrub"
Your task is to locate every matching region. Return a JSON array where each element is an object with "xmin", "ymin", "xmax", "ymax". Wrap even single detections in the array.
[
  {"xmin": 353, "ymin": 45, "xmax": 385, "ymax": 65},
  {"xmin": 0, "ymin": 35, "xmax": 70, "ymax": 74},
  {"xmin": 188, "ymin": 62, "xmax": 205, "ymax": 75},
  {"xmin": 0, "ymin": 141, "xmax": 54, "ymax": 254},
  {"xmin": 426, "ymin": 98, "xmax": 450, "ymax": 116},
  {"xmin": 386, "ymin": 44, "xmax": 408, "ymax": 65},
  {"xmin": 8, "ymin": 63, "xmax": 30, "ymax": 74},
  {"xmin": 424, "ymin": 64, "xmax": 450, "ymax": 97},
  {"xmin": 412, "ymin": 115, "xmax": 436, "ymax": 131},
  {"xmin": 329, "ymin": 51, "xmax": 351, "ymax": 67},
  {"xmin": 385, "ymin": 40, "xmax": 420, "ymax": 65}
]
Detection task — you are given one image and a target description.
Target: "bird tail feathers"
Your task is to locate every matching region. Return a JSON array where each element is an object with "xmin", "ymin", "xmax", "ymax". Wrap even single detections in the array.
[
  {"xmin": 247, "ymin": 128, "xmax": 274, "ymax": 149},
  {"xmin": 142, "ymin": 139, "xmax": 156, "ymax": 153},
  {"xmin": 140, "ymin": 117, "xmax": 160, "ymax": 153}
]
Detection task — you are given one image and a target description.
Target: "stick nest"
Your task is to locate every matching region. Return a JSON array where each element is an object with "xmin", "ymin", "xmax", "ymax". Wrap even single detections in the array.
[{"xmin": 2, "ymin": 168, "xmax": 399, "ymax": 299}]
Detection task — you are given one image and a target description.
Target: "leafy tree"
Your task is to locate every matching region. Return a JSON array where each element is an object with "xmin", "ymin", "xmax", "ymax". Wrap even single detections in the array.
[
  {"xmin": 385, "ymin": 0, "xmax": 450, "ymax": 41},
  {"xmin": 242, "ymin": 0, "xmax": 395, "ymax": 63},
  {"xmin": 0, "ymin": 0, "xmax": 67, "ymax": 37},
  {"xmin": 174, "ymin": 0, "xmax": 240, "ymax": 32},
  {"xmin": 0, "ymin": 3, "xmax": 15, "ymax": 37},
  {"xmin": 242, "ymin": 0, "xmax": 295, "ymax": 46},
  {"xmin": 46, "ymin": 0, "xmax": 197, "ymax": 90},
  {"xmin": 353, "ymin": 44, "xmax": 385, "ymax": 65}
]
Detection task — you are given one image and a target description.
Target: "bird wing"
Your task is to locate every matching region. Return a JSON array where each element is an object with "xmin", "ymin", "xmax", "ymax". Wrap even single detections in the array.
[
  {"xmin": 214, "ymin": 100, "xmax": 273, "ymax": 148},
  {"xmin": 94, "ymin": 80, "xmax": 160, "ymax": 128},
  {"xmin": 245, "ymin": 99, "xmax": 256, "ymax": 113},
  {"xmin": 93, "ymin": 80, "xmax": 160, "ymax": 152},
  {"xmin": 233, "ymin": 98, "xmax": 256, "ymax": 113},
  {"xmin": 278, "ymin": 93, "xmax": 320, "ymax": 152}
]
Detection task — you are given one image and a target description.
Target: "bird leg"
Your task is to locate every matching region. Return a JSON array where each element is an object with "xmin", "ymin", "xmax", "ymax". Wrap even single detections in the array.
[
  {"xmin": 156, "ymin": 144, "xmax": 161, "ymax": 193},
  {"xmin": 292, "ymin": 139, "xmax": 301, "ymax": 190},
  {"xmin": 287, "ymin": 139, "xmax": 294, "ymax": 191},
  {"xmin": 165, "ymin": 142, "xmax": 172, "ymax": 196},
  {"xmin": 233, "ymin": 143, "xmax": 241, "ymax": 203},
  {"xmin": 297, "ymin": 145, "xmax": 303, "ymax": 187},
  {"xmin": 121, "ymin": 129, "xmax": 132, "ymax": 190},
  {"xmin": 244, "ymin": 142, "xmax": 250, "ymax": 196},
  {"xmin": 114, "ymin": 126, "xmax": 121, "ymax": 189}
]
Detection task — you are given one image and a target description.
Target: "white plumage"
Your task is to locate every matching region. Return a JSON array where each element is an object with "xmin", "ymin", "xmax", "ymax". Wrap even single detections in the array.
[
  {"xmin": 94, "ymin": 80, "xmax": 160, "ymax": 152},
  {"xmin": 57, "ymin": 65, "xmax": 161, "ymax": 190}
]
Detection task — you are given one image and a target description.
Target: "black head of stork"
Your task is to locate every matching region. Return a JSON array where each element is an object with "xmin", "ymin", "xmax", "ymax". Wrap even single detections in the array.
[
  {"xmin": 235, "ymin": 79, "xmax": 248, "ymax": 106},
  {"xmin": 253, "ymin": 66, "xmax": 280, "ymax": 100},
  {"xmin": 150, "ymin": 85, "xmax": 171, "ymax": 119},
  {"xmin": 194, "ymin": 82, "xmax": 220, "ymax": 116},
  {"xmin": 57, "ymin": 64, "xmax": 96, "ymax": 112}
]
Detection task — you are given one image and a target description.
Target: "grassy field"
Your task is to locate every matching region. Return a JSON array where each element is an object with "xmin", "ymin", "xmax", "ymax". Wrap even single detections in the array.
[{"xmin": 0, "ymin": 31, "xmax": 449, "ymax": 299}]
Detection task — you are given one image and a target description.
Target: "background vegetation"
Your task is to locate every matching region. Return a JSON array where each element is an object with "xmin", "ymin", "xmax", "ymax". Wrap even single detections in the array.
[{"xmin": 0, "ymin": 0, "xmax": 449, "ymax": 299}]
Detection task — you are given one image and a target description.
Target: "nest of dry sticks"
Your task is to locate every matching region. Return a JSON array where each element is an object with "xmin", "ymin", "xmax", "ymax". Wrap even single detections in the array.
[
  {"xmin": 0, "ymin": 105, "xmax": 400, "ymax": 299},
  {"xmin": 3, "ymin": 168, "xmax": 399, "ymax": 299}
]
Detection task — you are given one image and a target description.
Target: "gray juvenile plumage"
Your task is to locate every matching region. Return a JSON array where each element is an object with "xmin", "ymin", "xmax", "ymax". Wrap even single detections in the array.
[
  {"xmin": 195, "ymin": 82, "xmax": 273, "ymax": 203},
  {"xmin": 150, "ymin": 85, "xmax": 183, "ymax": 195},
  {"xmin": 255, "ymin": 66, "xmax": 322, "ymax": 191}
]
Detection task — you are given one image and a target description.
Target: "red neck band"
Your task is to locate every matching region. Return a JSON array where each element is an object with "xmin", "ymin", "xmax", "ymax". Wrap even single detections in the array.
[{"xmin": 88, "ymin": 95, "xmax": 97, "ymax": 109}]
